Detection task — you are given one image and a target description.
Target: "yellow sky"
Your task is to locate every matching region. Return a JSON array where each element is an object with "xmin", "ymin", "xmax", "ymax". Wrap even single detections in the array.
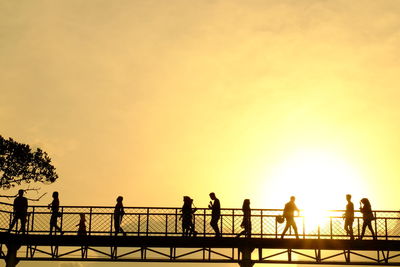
[{"xmin": 2, "ymin": 1, "xmax": 400, "ymax": 266}]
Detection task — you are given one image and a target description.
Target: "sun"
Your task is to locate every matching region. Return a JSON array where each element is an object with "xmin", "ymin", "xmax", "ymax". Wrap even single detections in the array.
[{"xmin": 265, "ymin": 149, "xmax": 364, "ymax": 230}]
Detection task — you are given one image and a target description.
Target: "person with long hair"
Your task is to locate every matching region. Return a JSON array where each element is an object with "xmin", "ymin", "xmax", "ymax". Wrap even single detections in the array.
[
  {"xmin": 180, "ymin": 196, "xmax": 197, "ymax": 237},
  {"xmin": 48, "ymin": 191, "xmax": 63, "ymax": 235},
  {"xmin": 77, "ymin": 213, "xmax": 87, "ymax": 236},
  {"xmin": 359, "ymin": 198, "xmax": 376, "ymax": 240},
  {"xmin": 236, "ymin": 199, "xmax": 251, "ymax": 238}
]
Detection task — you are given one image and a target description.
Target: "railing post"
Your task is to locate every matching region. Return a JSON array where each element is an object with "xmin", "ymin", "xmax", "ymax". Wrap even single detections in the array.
[
  {"xmin": 110, "ymin": 213, "xmax": 113, "ymax": 236},
  {"xmin": 31, "ymin": 206, "xmax": 35, "ymax": 233},
  {"xmin": 220, "ymin": 214, "xmax": 223, "ymax": 237},
  {"xmin": 374, "ymin": 211, "xmax": 378, "ymax": 240},
  {"xmin": 330, "ymin": 217, "xmax": 333, "ymax": 239},
  {"xmin": 89, "ymin": 208, "xmax": 93, "ymax": 236},
  {"xmin": 146, "ymin": 208, "xmax": 150, "ymax": 236},
  {"xmin": 137, "ymin": 214, "xmax": 141, "ymax": 236},
  {"xmin": 203, "ymin": 209, "xmax": 206, "ymax": 237},
  {"xmin": 318, "ymin": 224, "xmax": 320, "ymax": 239},
  {"xmin": 232, "ymin": 209, "xmax": 235, "ymax": 237},
  {"xmin": 165, "ymin": 214, "xmax": 168, "ymax": 236},
  {"xmin": 175, "ymin": 208, "xmax": 178, "ymax": 235},
  {"xmin": 385, "ymin": 218, "xmax": 388, "ymax": 240},
  {"xmin": 260, "ymin": 210, "xmax": 263, "ymax": 238},
  {"xmin": 60, "ymin": 207, "xmax": 64, "ymax": 234}
]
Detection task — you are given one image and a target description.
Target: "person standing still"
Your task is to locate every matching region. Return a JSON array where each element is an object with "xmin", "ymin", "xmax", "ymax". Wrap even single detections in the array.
[
  {"xmin": 344, "ymin": 194, "xmax": 354, "ymax": 240},
  {"xmin": 8, "ymin": 189, "xmax": 28, "ymax": 234},
  {"xmin": 208, "ymin": 192, "xmax": 221, "ymax": 237},
  {"xmin": 281, "ymin": 196, "xmax": 300, "ymax": 239}
]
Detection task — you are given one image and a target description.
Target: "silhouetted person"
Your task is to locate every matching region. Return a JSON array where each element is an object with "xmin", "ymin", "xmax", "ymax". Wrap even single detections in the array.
[
  {"xmin": 77, "ymin": 213, "xmax": 87, "ymax": 236},
  {"xmin": 343, "ymin": 194, "xmax": 354, "ymax": 240},
  {"xmin": 359, "ymin": 198, "xmax": 376, "ymax": 240},
  {"xmin": 208, "ymin": 192, "xmax": 221, "ymax": 237},
  {"xmin": 114, "ymin": 196, "xmax": 126, "ymax": 236},
  {"xmin": 236, "ymin": 199, "xmax": 251, "ymax": 238},
  {"xmin": 48, "ymin": 191, "xmax": 63, "ymax": 235},
  {"xmin": 8, "ymin": 189, "xmax": 28, "ymax": 234},
  {"xmin": 180, "ymin": 196, "xmax": 197, "ymax": 237},
  {"xmin": 281, "ymin": 196, "xmax": 300, "ymax": 239}
]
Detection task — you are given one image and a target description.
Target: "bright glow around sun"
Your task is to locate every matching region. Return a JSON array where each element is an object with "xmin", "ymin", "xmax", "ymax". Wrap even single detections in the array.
[{"xmin": 265, "ymin": 149, "xmax": 364, "ymax": 229}]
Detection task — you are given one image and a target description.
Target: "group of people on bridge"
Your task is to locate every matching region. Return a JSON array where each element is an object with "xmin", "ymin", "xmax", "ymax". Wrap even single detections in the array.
[{"xmin": 6, "ymin": 190, "xmax": 376, "ymax": 240}]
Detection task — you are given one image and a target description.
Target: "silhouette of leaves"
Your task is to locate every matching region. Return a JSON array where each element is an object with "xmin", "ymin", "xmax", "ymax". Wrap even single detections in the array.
[{"xmin": 0, "ymin": 135, "xmax": 58, "ymax": 189}]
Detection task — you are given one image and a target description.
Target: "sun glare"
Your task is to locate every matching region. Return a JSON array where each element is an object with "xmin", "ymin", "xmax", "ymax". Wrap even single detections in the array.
[{"xmin": 266, "ymin": 149, "xmax": 364, "ymax": 230}]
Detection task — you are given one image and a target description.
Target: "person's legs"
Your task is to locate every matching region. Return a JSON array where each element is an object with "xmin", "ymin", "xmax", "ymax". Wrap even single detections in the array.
[
  {"xmin": 344, "ymin": 219, "xmax": 350, "ymax": 235},
  {"xmin": 114, "ymin": 217, "xmax": 120, "ymax": 235},
  {"xmin": 348, "ymin": 220, "xmax": 354, "ymax": 240},
  {"xmin": 20, "ymin": 216, "xmax": 26, "ymax": 234},
  {"xmin": 360, "ymin": 221, "xmax": 367, "ymax": 240},
  {"xmin": 291, "ymin": 220, "xmax": 299, "ymax": 239},
  {"xmin": 8, "ymin": 216, "xmax": 18, "ymax": 232},
  {"xmin": 210, "ymin": 216, "xmax": 220, "ymax": 237},
  {"xmin": 281, "ymin": 221, "xmax": 290, "ymax": 238},
  {"xmin": 367, "ymin": 223, "xmax": 375, "ymax": 239}
]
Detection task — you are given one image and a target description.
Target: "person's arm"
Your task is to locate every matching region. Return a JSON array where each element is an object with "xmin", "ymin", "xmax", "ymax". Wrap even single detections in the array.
[{"xmin": 13, "ymin": 199, "xmax": 17, "ymax": 213}]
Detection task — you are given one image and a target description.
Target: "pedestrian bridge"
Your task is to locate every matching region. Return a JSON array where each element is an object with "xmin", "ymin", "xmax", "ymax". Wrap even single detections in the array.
[{"xmin": 1, "ymin": 201, "xmax": 400, "ymax": 266}]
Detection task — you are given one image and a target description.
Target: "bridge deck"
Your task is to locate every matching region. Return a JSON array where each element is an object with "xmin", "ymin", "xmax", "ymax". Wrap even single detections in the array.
[{"xmin": 2, "ymin": 202, "xmax": 400, "ymax": 265}]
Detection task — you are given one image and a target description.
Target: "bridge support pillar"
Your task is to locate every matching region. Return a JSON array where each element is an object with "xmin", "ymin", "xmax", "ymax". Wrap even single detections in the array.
[
  {"xmin": 238, "ymin": 247, "xmax": 254, "ymax": 267},
  {"xmin": 5, "ymin": 242, "xmax": 21, "ymax": 267}
]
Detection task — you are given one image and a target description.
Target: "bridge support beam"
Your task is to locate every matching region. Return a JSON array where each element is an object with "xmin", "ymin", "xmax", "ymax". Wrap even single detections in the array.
[
  {"xmin": 5, "ymin": 242, "xmax": 21, "ymax": 267},
  {"xmin": 239, "ymin": 247, "xmax": 254, "ymax": 267}
]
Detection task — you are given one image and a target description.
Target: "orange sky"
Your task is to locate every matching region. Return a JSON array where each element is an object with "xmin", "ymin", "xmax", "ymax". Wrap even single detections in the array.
[{"xmin": 2, "ymin": 1, "xmax": 400, "ymax": 266}]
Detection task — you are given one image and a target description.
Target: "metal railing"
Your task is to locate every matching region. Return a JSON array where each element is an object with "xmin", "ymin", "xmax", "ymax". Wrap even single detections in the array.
[{"xmin": 1, "ymin": 202, "xmax": 400, "ymax": 240}]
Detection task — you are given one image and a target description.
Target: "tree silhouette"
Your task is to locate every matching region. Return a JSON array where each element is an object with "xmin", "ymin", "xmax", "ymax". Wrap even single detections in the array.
[{"xmin": 0, "ymin": 135, "xmax": 58, "ymax": 189}]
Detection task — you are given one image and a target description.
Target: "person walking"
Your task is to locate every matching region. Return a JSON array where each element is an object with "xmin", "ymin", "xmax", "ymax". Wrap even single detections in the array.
[
  {"xmin": 359, "ymin": 198, "xmax": 376, "ymax": 240},
  {"xmin": 208, "ymin": 192, "xmax": 221, "ymax": 237},
  {"xmin": 281, "ymin": 196, "xmax": 300, "ymax": 239},
  {"xmin": 180, "ymin": 196, "xmax": 197, "ymax": 237},
  {"xmin": 343, "ymin": 194, "xmax": 354, "ymax": 240},
  {"xmin": 8, "ymin": 189, "xmax": 28, "ymax": 234},
  {"xmin": 77, "ymin": 213, "xmax": 87, "ymax": 236},
  {"xmin": 114, "ymin": 196, "xmax": 126, "ymax": 236},
  {"xmin": 48, "ymin": 191, "xmax": 63, "ymax": 235},
  {"xmin": 236, "ymin": 199, "xmax": 251, "ymax": 238}
]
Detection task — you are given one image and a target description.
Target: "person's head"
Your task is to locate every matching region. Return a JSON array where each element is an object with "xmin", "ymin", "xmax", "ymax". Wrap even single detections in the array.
[
  {"xmin": 183, "ymin": 196, "xmax": 190, "ymax": 203},
  {"xmin": 346, "ymin": 194, "xmax": 351, "ymax": 202},
  {"xmin": 18, "ymin": 189, "xmax": 24, "ymax": 197},
  {"xmin": 79, "ymin": 213, "xmax": 86, "ymax": 221},
  {"xmin": 361, "ymin": 198, "xmax": 370, "ymax": 206},
  {"xmin": 53, "ymin": 191, "xmax": 59, "ymax": 199},
  {"xmin": 290, "ymin": 196, "xmax": 296, "ymax": 202},
  {"xmin": 209, "ymin": 192, "xmax": 216, "ymax": 200},
  {"xmin": 117, "ymin": 196, "xmax": 123, "ymax": 203},
  {"xmin": 243, "ymin": 199, "xmax": 250, "ymax": 209}
]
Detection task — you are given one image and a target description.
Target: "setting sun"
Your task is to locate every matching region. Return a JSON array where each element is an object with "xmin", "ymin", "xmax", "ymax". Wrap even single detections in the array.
[{"xmin": 267, "ymin": 149, "xmax": 364, "ymax": 229}]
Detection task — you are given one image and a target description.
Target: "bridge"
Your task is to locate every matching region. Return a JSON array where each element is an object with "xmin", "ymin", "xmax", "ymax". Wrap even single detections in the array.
[{"xmin": 1, "ymin": 202, "xmax": 400, "ymax": 267}]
